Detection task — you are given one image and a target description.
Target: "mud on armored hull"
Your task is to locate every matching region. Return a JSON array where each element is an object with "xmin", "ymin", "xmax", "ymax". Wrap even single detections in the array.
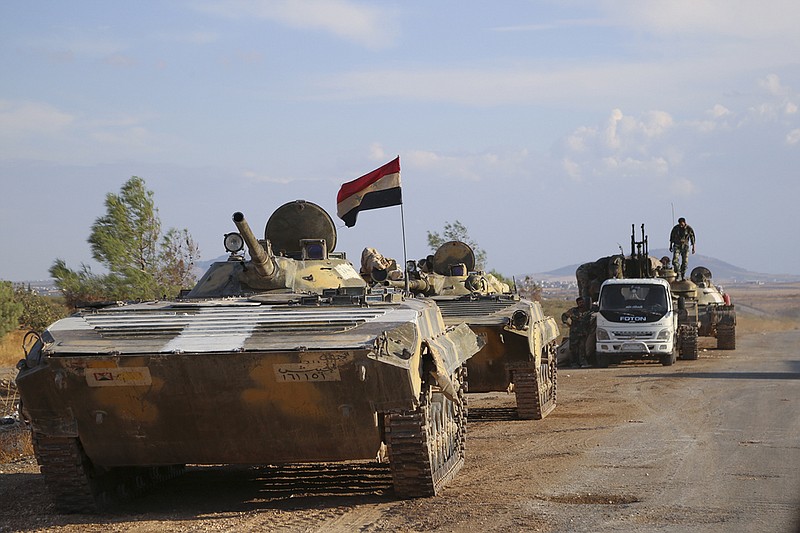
[
  {"xmin": 15, "ymin": 201, "xmax": 483, "ymax": 512},
  {"xmin": 372, "ymin": 241, "xmax": 559, "ymax": 420}
]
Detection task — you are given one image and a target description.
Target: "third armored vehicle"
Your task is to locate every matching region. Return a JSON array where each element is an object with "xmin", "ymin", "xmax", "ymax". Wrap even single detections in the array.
[
  {"xmin": 672, "ymin": 266, "xmax": 736, "ymax": 350},
  {"xmin": 368, "ymin": 241, "xmax": 559, "ymax": 420},
  {"xmin": 16, "ymin": 200, "xmax": 483, "ymax": 512}
]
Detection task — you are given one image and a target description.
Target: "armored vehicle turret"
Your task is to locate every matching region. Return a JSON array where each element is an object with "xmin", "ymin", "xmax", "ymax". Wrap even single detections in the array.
[
  {"xmin": 367, "ymin": 242, "xmax": 559, "ymax": 420},
  {"xmin": 16, "ymin": 200, "xmax": 483, "ymax": 512},
  {"xmin": 688, "ymin": 266, "xmax": 736, "ymax": 350}
]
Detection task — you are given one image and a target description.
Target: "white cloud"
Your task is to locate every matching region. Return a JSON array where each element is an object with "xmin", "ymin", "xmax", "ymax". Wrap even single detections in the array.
[
  {"xmin": 0, "ymin": 100, "xmax": 74, "ymax": 136},
  {"xmin": 198, "ymin": 0, "xmax": 398, "ymax": 48},
  {"xmin": 103, "ymin": 54, "xmax": 138, "ymax": 68},
  {"xmin": 562, "ymin": 158, "xmax": 581, "ymax": 180},
  {"xmin": 242, "ymin": 170, "xmax": 296, "ymax": 184},
  {"xmin": 402, "ymin": 148, "xmax": 533, "ymax": 184},
  {"xmin": 786, "ymin": 129, "xmax": 800, "ymax": 145},
  {"xmin": 549, "ymin": 75, "xmax": 800, "ymax": 202},
  {"xmin": 156, "ymin": 30, "xmax": 220, "ymax": 44},
  {"xmin": 598, "ymin": 0, "xmax": 800, "ymax": 40},
  {"xmin": 669, "ymin": 177, "xmax": 696, "ymax": 196},
  {"xmin": 708, "ymin": 104, "xmax": 731, "ymax": 119},
  {"xmin": 759, "ymin": 73, "xmax": 791, "ymax": 97},
  {"xmin": 369, "ymin": 143, "xmax": 386, "ymax": 161},
  {"xmin": 0, "ymin": 99, "xmax": 182, "ymax": 163}
]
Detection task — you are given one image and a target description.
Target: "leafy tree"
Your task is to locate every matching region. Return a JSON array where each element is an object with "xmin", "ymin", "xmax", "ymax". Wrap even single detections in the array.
[
  {"xmin": 426, "ymin": 220, "xmax": 488, "ymax": 270},
  {"xmin": 0, "ymin": 281, "xmax": 23, "ymax": 338},
  {"xmin": 156, "ymin": 228, "xmax": 200, "ymax": 296},
  {"xmin": 51, "ymin": 176, "xmax": 200, "ymax": 307},
  {"xmin": 489, "ymin": 269, "xmax": 514, "ymax": 289},
  {"xmin": 13, "ymin": 286, "xmax": 69, "ymax": 332},
  {"xmin": 517, "ymin": 275, "xmax": 543, "ymax": 302}
]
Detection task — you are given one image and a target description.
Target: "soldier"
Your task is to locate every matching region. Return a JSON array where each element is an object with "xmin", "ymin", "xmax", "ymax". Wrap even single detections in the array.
[
  {"xmin": 669, "ymin": 217, "xmax": 696, "ymax": 280},
  {"xmin": 561, "ymin": 297, "xmax": 592, "ymax": 368},
  {"xmin": 575, "ymin": 255, "xmax": 624, "ymax": 304}
]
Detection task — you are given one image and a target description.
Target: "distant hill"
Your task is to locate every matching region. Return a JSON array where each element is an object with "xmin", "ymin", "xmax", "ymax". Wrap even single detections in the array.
[
  {"xmin": 526, "ymin": 249, "xmax": 800, "ymax": 283},
  {"xmin": 17, "ymin": 251, "xmax": 800, "ymax": 288}
]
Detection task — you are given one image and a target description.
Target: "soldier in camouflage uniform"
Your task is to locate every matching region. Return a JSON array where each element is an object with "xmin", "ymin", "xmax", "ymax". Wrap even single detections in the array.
[
  {"xmin": 561, "ymin": 296, "xmax": 592, "ymax": 368},
  {"xmin": 669, "ymin": 217, "xmax": 696, "ymax": 280},
  {"xmin": 575, "ymin": 255, "xmax": 624, "ymax": 304}
]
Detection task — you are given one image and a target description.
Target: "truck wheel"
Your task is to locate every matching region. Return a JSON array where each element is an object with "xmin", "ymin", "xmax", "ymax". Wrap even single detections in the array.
[
  {"xmin": 595, "ymin": 352, "xmax": 610, "ymax": 368},
  {"xmin": 660, "ymin": 344, "xmax": 677, "ymax": 366}
]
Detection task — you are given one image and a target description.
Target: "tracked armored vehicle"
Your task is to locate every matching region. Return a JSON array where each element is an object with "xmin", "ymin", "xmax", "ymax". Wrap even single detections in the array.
[
  {"xmin": 689, "ymin": 266, "xmax": 736, "ymax": 350},
  {"xmin": 367, "ymin": 242, "xmax": 559, "ymax": 420},
  {"xmin": 16, "ymin": 200, "xmax": 483, "ymax": 512}
]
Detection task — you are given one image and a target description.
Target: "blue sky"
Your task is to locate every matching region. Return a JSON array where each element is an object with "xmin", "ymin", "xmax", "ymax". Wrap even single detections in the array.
[{"xmin": 2, "ymin": 1, "xmax": 800, "ymax": 282}]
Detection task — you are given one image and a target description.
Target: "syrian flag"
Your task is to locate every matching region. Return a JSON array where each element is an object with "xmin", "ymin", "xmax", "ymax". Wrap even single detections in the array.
[{"xmin": 337, "ymin": 157, "xmax": 402, "ymax": 227}]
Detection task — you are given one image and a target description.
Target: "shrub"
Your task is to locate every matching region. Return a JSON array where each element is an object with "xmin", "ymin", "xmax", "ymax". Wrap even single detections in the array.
[
  {"xmin": 0, "ymin": 281, "xmax": 23, "ymax": 338},
  {"xmin": 13, "ymin": 286, "xmax": 70, "ymax": 332}
]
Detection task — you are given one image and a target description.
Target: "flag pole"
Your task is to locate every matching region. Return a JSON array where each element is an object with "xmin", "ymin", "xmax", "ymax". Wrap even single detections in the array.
[{"xmin": 400, "ymin": 202, "xmax": 409, "ymax": 294}]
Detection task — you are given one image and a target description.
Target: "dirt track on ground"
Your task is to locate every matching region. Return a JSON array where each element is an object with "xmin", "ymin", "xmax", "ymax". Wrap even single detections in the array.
[{"xmin": 2, "ymin": 326, "xmax": 800, "ymax": 532}]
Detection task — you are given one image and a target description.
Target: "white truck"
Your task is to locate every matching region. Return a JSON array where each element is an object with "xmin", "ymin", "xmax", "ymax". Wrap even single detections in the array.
[{"xmin": 594, "ymin": 277, "xmax": 680, "ymax": 367}]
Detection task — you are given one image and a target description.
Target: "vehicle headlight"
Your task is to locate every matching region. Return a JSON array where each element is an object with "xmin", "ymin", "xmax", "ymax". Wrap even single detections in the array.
[
  {"xmin": 224, "ymin": 232, "xmax": 244, "ymax": 253},
  {"xmin": 657, "ymin": 328, "xmax": 671, "ymax": 340},
  {"xmin": 511, "ymin": 310, "xmax": 530, "ymax": 330},
  {"xmin": 596, "ymin": 328, "xmax": 609, "ymax": 341}
]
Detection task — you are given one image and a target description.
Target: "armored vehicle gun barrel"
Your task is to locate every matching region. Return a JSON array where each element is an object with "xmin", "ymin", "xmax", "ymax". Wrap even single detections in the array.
[
  {"xmin": 387, "ymin": 277, "xmax": 432, "ymax": 294},
  {"xmin": 232, "ymin": 211, "xmax": 276, "ymax": 279}
]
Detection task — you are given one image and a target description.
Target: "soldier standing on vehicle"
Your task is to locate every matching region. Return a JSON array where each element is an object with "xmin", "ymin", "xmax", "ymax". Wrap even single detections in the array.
[
  {"xmin": 561, "ymin": 297, "xmax": 592, "ymax": 368},
  {"xmin": 669, "ymin": 217, "xmax": 696, "ymax": 280}
]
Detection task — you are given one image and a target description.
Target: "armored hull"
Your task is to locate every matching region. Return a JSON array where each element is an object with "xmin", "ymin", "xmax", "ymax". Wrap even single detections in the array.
[
  {"xmin": 690, "ymin": 267, "xmax": 736, "ymax": 350},
  {"xmin": 16, "ymin": 201, "xmax": 483, "ymax": 512},
  {"xmin": 367, "ymin": 241, "xmax": 559, "ymax": 420},
  {"xmin": 433, "ymin": 294, "xmax": 559, "ymax": 420}
]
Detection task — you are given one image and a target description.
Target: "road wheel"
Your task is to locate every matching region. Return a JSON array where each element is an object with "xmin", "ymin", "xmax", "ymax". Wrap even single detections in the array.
[
  {"xmin": 717, "ymin": 324, "xmax": 736, "ymax": 350},
  {"xmin": 386, "ymin": 369, "xmax": 466, "ymax": 498},
  {"xmin": 680, "ymin": 327, "xmax": 698, "ymax": 360},
  {"xmin": 595, "ymin": 352, "xmax": 610, "ymax": 368}
]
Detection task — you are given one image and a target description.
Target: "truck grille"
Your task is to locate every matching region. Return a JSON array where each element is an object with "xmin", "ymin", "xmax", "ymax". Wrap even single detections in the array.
[{"xmin": 611, "ymin": 330, "xmax": 656, "ymax": 340}]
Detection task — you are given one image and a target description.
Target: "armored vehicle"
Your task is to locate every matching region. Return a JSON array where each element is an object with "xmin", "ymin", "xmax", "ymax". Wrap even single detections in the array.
[
  {"xmin": 684, "ymin": 266, "xmax": 736, "ymax": 350},
  {"xmin": 16, "ymin": 200, "xmax": 483, "ymax": 512},
  {"xmin": 368, "ymin": 242, "xmax": 559, "ymax": 420}
]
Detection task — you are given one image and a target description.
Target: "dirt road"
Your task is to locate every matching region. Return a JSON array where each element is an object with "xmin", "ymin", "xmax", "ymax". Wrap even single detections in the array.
[{"xmin": 2, "ymin": 328, "xmax": 799, "ymax": 532}]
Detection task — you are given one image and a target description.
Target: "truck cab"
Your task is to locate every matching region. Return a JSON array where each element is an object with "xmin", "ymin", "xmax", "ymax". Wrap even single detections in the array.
[{"xmin": 595, "ymin": 277, "xmax": 678, "ymax": 366}]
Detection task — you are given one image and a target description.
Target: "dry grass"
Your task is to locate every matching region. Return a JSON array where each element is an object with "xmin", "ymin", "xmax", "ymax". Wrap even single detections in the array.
[
  {"xmin": 0, "ymin": 426, "xmax": 33, "ymax": 463},
  {"xmin": 0, "ymin": 329, "xmax": 25, "ymax": 368},
  {"xmin": 1, "ymin": 363, "xmax": 32, "ymax": 463}
]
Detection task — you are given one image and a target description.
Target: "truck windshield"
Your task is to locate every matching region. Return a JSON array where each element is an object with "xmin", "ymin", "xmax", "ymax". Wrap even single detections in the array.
[{"xmin": 599, "ymin": 284, "xmax": 668, "ymax": 318}]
